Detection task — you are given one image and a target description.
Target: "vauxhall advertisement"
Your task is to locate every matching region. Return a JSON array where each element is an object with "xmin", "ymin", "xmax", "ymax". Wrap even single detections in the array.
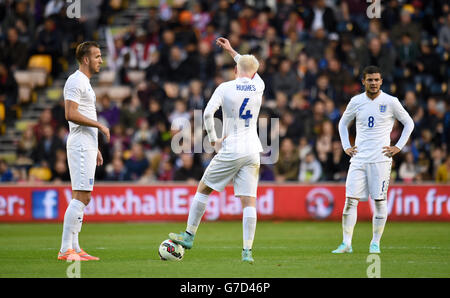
[{"xmin": 0, "ymin": 184, "xmax": 449, "ymax": 222}]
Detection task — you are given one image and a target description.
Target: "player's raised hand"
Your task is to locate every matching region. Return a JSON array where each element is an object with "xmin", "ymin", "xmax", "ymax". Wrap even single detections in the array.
[
  {"xmin": 344, "ymin": 146, "xmax": 358, "ymax": 157},
  {"xmin": 216, "ymin": 37, "xmax": 232, "ymax": 51},
  {"xmin": 99, "ymin": 123, "xmax": 110, "ymax": 142},
  {"xmin": 382, "ymin": 146, "xmax": 400, "ymax": 157}
]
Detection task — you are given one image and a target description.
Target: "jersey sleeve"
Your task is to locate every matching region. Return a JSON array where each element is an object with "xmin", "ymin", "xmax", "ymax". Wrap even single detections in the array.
[
  {"xmin": 204, "ymin": 84, "xmax": 224, "ymax": 143},
  {"xmin": 392, "ymin": 98, "xmax": 414, "ymax": 150},
  {"xmin": 338, "ymin": 98, "xmax": 357, "ymax": 150},
  {"xmin": 64, "ymin": 77, "xmax": 82, "ymax": 105}
]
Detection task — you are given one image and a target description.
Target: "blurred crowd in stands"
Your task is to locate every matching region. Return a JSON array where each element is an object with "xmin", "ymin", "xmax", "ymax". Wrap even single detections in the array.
[{"xmin": 0, "ymin": 0, "xmax": 449, "ymax": 184}]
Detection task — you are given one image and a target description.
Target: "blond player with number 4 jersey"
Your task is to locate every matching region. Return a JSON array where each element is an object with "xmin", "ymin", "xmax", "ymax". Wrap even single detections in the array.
[
  {"xmin": 332, "ymin": 66, "xmax": 414, "ymax": 254},
  {"xmin": 169, "ymin": 37, "xmax": 264, "ymax": 263}
]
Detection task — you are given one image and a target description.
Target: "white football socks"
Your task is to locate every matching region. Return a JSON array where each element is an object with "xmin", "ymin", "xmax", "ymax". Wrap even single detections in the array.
[
  {"xmin": 243, "ymin": 206, "xmax": 257, "ymax": 250},
  {"xmin": 60, "ymin": 199, "xmax": 85, "ymax": 253},
  {"xmin": 186, "ymin": 192, "xmax": 209, "ymax": 235},
  {"xmin": 342, "ymin": 198, "xmax": 358, "ymax": 246},
  {"xmin": 372, "ymin": 199, "xmax": 387, "ymax": 245}
]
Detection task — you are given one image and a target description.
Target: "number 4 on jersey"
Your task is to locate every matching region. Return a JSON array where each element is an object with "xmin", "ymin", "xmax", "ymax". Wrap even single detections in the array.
[{"xmin": 239, "ymin": 98, "xmax": 253, "ymax": 127}]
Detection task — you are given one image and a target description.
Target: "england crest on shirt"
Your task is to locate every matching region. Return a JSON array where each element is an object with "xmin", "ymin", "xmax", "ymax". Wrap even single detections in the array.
[{"xmin": 379, "ymin": 104, "xmax": 387, "ymax": 113}]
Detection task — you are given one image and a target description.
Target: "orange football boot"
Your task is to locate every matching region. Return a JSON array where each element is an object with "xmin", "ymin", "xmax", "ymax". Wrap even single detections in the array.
[
  {"xmin": 77, "ymin": 249, "xmax": 100, "ymax": 261},
  {"xmin": 58, "ymin": 249, "xmax": 88, "ymax": 261}
]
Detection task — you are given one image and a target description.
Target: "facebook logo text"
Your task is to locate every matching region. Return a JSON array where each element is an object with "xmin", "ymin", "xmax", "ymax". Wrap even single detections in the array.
[{"xmin": 32, "ymin": 190, "xmax": 59, "ymax": 220}]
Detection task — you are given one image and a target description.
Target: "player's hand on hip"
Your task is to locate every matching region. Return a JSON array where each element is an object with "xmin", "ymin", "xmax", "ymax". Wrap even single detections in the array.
[
  {"xmin": 99, "ymin": 124, "xmax": 110, "ymax": 142},
  {"xmin": 97, "ymin": 150, "xmax": 103, "ymax": 166},
  {"xmin": 382, "ymin": 146, "xmax": 400, "ymax": 157},
  {"xmin": 344, "ymin": 146, "xmax": 357, "ymax": 157},
  {"xmin": 211, "ymin": 137, "xmax": 226, "ymax": 152}
]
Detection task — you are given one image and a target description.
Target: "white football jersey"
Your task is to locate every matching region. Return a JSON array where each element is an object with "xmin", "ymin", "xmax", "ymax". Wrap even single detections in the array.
[
  {"xmin": 338, "ymin": 91, "xmax": 414, "ymax": 163},
  {"xmin": 64, "ymin": 70, "xmax": 98, "ymax": 150},
  {"xmin": 204, "ymin": 55, "xmax": 264, "ymax": 159}
]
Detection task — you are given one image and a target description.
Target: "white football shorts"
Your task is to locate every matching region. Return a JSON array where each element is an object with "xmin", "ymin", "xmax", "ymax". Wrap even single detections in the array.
[
  {"xmin": 67, "ymin": 147, "xmax": 97, "ymax": 191},
  {"xmin": 201, "ymin": 152, "xmax": 260, "ymax": 197},
  {"xmin": 345, "ymin": 161, "xmax": 392, "ymax": 201}
]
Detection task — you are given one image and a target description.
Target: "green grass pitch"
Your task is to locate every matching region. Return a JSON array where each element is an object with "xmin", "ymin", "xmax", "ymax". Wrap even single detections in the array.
[{"xmin": 0, "ymin": 221, "xmax": 449, "ymax": 278}]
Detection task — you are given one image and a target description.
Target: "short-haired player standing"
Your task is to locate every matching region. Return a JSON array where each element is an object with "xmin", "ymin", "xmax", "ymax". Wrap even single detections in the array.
[
  {"xmin": 168, "ymin": 37, "xmax": 264, "ymax": 263},
  {"xmin": 58, "ymin": 41, "xmax": 110, "ymax": 261},
  {"xmin": 332, "ymin": 66, "xmax": 414, "ymax": 254}
]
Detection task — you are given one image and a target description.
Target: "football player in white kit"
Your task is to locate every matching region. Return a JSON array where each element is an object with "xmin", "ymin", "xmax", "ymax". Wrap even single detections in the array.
[
  {"xmin": 169, "ymin": 37, "xmax": 264, "ymax": 263},
  {"xmin": 58, "ymin": 41, "xmax": 110, "ymax": 261},
  {"xmin": 332, "ymin": 66, "xmax": 414, "ymax": 254}
]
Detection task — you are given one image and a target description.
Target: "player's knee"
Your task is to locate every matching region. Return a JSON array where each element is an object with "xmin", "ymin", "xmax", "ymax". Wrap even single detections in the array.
[
  {"xmin": 344, "ymin": 197, "xmax": 358, "ymax": 210},
  {"xmin": 374, "ymin": 199, "xmax": 387, "ymax": 215},
  {"xmin": 197, "ymin": 181, "xmax": 214, "ymax": 195},
  {"xmin": 239, "ymin": 196, "xmax": 256, "ymax": 208}
]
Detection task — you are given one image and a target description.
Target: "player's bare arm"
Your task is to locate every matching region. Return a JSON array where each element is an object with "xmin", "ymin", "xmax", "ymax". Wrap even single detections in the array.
[{"xmin": 65, "ymin": 99, "xmax": 110, "ymax": 142}]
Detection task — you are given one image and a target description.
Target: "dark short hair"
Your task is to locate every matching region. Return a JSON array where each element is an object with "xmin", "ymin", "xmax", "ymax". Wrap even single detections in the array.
[
  {"xmin": 75, "ymin": 41, "xmax": 100, "ymax": 64},
  {"xmin": 362, "ymin": 65, "xmax": 382, "ymax": 79}
]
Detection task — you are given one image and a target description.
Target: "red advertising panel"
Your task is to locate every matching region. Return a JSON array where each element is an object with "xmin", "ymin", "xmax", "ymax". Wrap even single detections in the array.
[{"xmin": 0, "ymin": 184, "xmax": 449, "ymax": 222}]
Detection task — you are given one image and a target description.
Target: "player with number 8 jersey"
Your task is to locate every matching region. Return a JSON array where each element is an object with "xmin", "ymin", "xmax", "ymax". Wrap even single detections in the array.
[{"xmin": 332, "ymin": 66, "xmax": 414, "ymax": 254}]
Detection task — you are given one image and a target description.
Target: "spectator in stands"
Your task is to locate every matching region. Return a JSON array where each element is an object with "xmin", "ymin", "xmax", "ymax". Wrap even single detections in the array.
[
  {"xmin": 32, "ymin": 124, "xmax": 64, "ymax": 168},
  {"xmin": 304, "ymin": 28, "xmax": 328, "ymax": 61},
  {"xmin": 169, "ymin": 99, "xmax": 190, "ymax": 132},
  {"xmin": 357, "ymin": 37, "xmax": 395, "ymax": 83},
  {"xmin": 118, "ymin": 94, "xmax": 145, "ymax": 130},
  {"xmin": 99, "ymin": 93, "xmax": 120, "ymax": 128},
  {"xmin": 144, "ymin": 50, "xmax": 165, "ymax": 84},
  {"xmin": 274, "ymin": 138, "xmax": 300, "ymax": 182},
  {"xmin": 396, "ymin": 32, "xmax": 420, "ymax": 70},
  {"xmin": 51, "ymin": 158, "xmax": 70, "ymax": 182},
  {"xmin": 282, "ymin": 10, "xmax": 304, "ymax": 39},
  {"xmin": 197, "ymin": 40, "xmax": 216, "ymax": 84},
  {"xmin": 415, "ymin": 39, "xmax": 441, "ymax": 92},
  {"xmin": 391, "ymin": 6, "xmax": 421, "ymax": 46},
  {"xmin": 315, "ymin": 120, "xmax": 334, "ymax": 165},
  {"xmin": 298, "ymin": 151, "xmax": 322, "ymax": 183},
  {"xmin": 0, "ymin": 62, "xmax": 18, "ymax": 125},
  {"xmin": 132, "ymin": 118, "xmax": 154, "ymax": 150},
  {"xmin": 187, "ymin": 80, "xmax": 205, "ymax": 111},
  {"xmin": 2, "ymin": 0, "xmax": 35, "ymax": 43},
  {"xmin": 79, "ymin": 0, "xmax": 101, "ymax": 41},
  {"xmin": 0, "ymin": 158, "xmax": 14, "ymax": 182},
  {"xmin": 309, "ymin": 73, "xmax": 336, "ymax": 104},
  {"xmin": 211, "ymin": 0, "xmax": 234, "ymax": 36},
  {"xmin": 431, "ymin": 147, "xmax": 446, "ymax": 179},
  {"xmin": 32, "ymin": 17, "xmax": 63, "ymax": 76},
  {"xmin": 436, "ymin": 156, "xmax": 450, "ymax": 183},
  {"xmin": 110, "ymin": 123, "xmax": 130, "ymax": 153},
  {"xmin": 438, "ymin": 12, "xmax": 450, "ymax": 51},
  {"xmin": 303, "ymin": 0, "xmax": 337, "ymax": 33},
  {"xmin": 173, "ymin": 153, "xmax": 203, "ymax": 183},
  {"xmin": 0, "ymin": 27, "xmax": 29, "ymax": 70},
  {"xmin": 272, "ymin": 58, "xmax": 299, "ymax": 98},
  {"xmin": 125, "ymin": 142, "xmax": 150, "ymax": 180},
  {"xmin": 16, "ymin": 125, "xmax": 36, "ymax": 166},
  {"xmin": 106, "ymin": 156, "xmax": 130, "ymax": 181},
  {"xmin": 322, "ymin": 139, "xmax": 349, "ymax": 181},
  {"xmin": 399, "ymin": 152, "xmax": 418, "ymax": 183},
  {"xmin": 283, "ymin": 30, "xmax": 304, "ymax": 62}
]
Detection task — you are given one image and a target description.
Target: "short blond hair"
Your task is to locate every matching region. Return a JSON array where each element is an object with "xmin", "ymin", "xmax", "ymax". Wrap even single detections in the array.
[{"xmin": 237, "ymin": 54, "xmax": 259, "ymax": 76}]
